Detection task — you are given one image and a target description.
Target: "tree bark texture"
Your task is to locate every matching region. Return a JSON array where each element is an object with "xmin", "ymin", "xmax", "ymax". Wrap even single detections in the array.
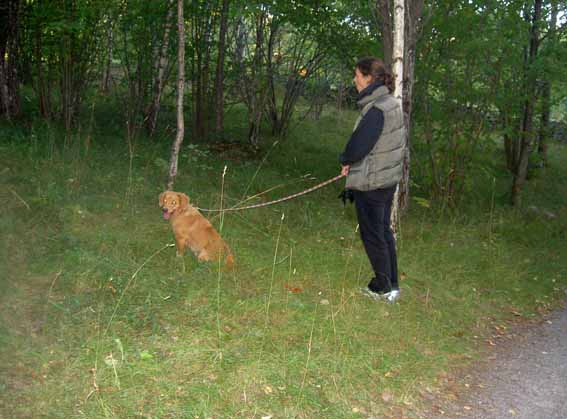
[
  {"xmin": 167, "ymin": 0, "xmax": 186, "ymax": 191},
  {"xmin": 389, "ymin": 0, "xmax": 404, "ymax": 233}
]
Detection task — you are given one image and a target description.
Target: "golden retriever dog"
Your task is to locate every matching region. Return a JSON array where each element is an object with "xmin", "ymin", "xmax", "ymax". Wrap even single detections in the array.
[{"xmin": 159, "ymin": 191, "xmax": 234, "ymax": 269}]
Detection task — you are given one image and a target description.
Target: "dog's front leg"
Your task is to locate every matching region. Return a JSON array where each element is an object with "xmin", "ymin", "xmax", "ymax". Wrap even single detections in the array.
[
  {"xmin": 175, "ymin": 236, "xmax": 186, "ymax": 257},
  {"xmin": 197, "ymin": 249, "xmax": 211, "ymax": 262}
]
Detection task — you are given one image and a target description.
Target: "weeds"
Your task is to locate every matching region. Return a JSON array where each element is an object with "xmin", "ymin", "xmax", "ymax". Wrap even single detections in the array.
[{"xmin": 1, "ymin": 114, "xmax": 566, "ymax": 418}]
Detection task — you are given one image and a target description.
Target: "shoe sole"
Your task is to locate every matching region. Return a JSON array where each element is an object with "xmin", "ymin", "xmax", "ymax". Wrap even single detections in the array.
[
  {"xmin": 384, "ymin": 289, "xmax": 400, "ymax": 303},
  {"xmin": 360, "ymin": 287, "xmax": 400, "ymax": 303}
]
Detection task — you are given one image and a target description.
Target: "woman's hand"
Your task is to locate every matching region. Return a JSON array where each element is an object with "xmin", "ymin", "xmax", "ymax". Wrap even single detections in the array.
[{"xmin": 341, "ymin": 165, "xmax": 350, "ymax": 177}]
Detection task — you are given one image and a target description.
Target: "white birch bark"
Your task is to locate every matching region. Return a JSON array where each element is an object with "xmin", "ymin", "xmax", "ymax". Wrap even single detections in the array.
[
  {"xmin": 392, "ymin": 0, "xmax": 404, "ymax": 100},
  {"xmin": 391, "ymin": 0, "xmax": 405, "ymax": 234},
  {"xmin": 166, "ymin": 0, "xmax": 186, "ymax": 191}
]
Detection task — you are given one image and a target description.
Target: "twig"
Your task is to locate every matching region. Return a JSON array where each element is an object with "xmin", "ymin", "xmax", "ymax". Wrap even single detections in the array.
[
  {"xmin": 216, "ymin": 166, "xmax": 228, "ymax": 362},
  {"xmin": 47, "ymin": 270, "xmax": 62, "ymax": 302},
  {"xmin": 10, "ymin": 189, "xmax": 31, "ymax": 210}
]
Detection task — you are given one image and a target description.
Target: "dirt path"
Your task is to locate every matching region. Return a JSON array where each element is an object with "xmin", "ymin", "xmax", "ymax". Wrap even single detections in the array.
[{"xmin": 418, "ymin": 301, "xmax": 567, "ymax": 419}]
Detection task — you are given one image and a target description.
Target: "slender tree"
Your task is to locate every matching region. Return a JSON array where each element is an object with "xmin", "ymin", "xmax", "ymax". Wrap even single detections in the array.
[
  {"xmin": 510, "ymin": 0, "xmax": 543, "ymax": 206},
  {"xmin": 375, "ymin": 0, "xmax": 427, "ymax": 213},
  {"xmin": 167, "ymin": 0, "xmax": 186, "ymax": 190},
  {"xmin": 389, "ymin": 0, "xmax": 404, "ymax": 231}
]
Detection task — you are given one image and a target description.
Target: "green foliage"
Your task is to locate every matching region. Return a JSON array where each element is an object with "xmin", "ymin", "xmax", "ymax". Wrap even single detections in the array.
[{"xmin": 411, "ymin": 0, "xmax": 567, "ymax": 205}]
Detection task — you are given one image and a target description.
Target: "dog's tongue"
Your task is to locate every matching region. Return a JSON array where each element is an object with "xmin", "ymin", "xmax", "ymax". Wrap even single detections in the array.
[{"xmin": 162, "ymin": 210, "xmax": 170, "ymax": 220}]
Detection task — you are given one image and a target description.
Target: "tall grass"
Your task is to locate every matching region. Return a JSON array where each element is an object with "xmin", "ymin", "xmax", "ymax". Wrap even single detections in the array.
[{"xmin": 1, "ymin": 109, "xmax": 566, "ymax": 418}]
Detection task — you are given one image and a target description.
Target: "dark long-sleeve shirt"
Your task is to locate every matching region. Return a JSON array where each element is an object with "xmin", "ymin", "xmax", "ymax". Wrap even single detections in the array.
[
  {"xmin": 339, "ymin": 81, "xmax": 385, "ymax": 165},
  {"xmin": 339, "ymin": 107, "xmax": 384, "ymax": 165}
]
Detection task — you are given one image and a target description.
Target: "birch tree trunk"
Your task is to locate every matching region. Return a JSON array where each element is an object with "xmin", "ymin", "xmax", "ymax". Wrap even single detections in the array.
[
  {"xmin": 390, "ymin": 0, "xmax": 404, "ymax": 232},
  {"xmin": 392, "ymin": 1, "xmax": 404, "ymax": 100},
  {"xmin": 376, "ymin": 0, "xmax": 426, "ymax": 222},
  {"xmin": 166, "ymin": 0, "xmax": 185, "ymax": 191}
]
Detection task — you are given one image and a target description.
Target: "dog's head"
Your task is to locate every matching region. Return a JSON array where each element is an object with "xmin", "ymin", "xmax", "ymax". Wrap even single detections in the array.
[{"xmin": 159, "ymin": 191, "xmax": 190, "ymax": 220}]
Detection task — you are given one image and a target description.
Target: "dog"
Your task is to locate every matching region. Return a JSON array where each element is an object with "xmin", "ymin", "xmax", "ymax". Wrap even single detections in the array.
[{"xmin": 159, "ymin": 191, "xmax": 234, "ymax": 269}]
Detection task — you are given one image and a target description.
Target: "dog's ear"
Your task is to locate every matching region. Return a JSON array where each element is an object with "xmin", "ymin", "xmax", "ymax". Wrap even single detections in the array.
[
  {"xmin": 177, "ymin": 193, "xmax": 190, "ymax": 209},
  {"xmin": 159, "ymin": 192, "xmax": 166, "ymax": 206}
]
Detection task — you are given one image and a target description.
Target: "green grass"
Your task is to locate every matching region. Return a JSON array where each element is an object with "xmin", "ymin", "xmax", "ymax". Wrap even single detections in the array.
[{"xmin": 1, "ymin": 109, "xmax": 566, "ymax": 419}]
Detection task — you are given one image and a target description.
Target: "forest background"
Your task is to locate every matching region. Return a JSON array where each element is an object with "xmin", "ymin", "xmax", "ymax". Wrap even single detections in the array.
[{"xmin": 1, "ymin": 0, "xmax": 567, "ymax": 418}]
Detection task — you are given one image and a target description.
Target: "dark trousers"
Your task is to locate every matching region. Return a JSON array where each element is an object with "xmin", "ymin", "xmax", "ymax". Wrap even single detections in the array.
[{"xmin": 352, "ymin": 186, "xmax": 398, "ymax": 292}]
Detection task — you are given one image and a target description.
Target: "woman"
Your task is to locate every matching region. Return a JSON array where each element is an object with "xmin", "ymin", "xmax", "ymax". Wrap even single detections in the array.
[{"xmin": 340, "ymin": 57, "xmax": 405, "ymax": 302}]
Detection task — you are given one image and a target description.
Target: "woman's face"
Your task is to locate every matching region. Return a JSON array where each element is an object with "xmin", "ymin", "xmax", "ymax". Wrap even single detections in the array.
[{"xmin": 353, "ymin": 67, "xmax": 372, "ymax": 93}]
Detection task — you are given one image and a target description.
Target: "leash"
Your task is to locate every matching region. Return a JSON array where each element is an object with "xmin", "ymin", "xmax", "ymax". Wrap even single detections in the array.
[{"xmin": 196, "ymin": 174, "xmax": 345, "ymax": 212}]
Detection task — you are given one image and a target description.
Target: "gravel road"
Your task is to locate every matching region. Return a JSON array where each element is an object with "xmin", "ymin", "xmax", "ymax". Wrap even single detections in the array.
[{"xmin": 420, "ymin": 303, "xmax": 567, "ymax": 419}]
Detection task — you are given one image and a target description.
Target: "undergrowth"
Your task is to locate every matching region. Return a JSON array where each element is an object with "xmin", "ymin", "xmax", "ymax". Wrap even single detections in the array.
[{"xmin": 0, "ymin": 109, "xmax": 566, "ymax": 418}]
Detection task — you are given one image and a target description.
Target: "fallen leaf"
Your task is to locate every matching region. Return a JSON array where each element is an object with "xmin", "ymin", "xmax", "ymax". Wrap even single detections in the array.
[
  {"xmin": 382, "ymin": 390, "xmax": 393, "ymax": 403},
  {"xmin": 284, "ymin": 284, "xmax": 303, "ymax": 293}
]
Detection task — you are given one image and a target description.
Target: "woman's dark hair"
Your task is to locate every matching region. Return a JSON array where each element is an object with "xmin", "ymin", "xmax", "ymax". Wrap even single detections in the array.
[{"xmin": 356, "ymin": 57, "xmax": 394, "ymax": 93}]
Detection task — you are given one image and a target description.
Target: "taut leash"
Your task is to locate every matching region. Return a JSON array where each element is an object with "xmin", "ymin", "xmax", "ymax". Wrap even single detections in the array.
[{"xmin": 196, "ymin": 174, "xmax": 345, "ymax": 212}]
